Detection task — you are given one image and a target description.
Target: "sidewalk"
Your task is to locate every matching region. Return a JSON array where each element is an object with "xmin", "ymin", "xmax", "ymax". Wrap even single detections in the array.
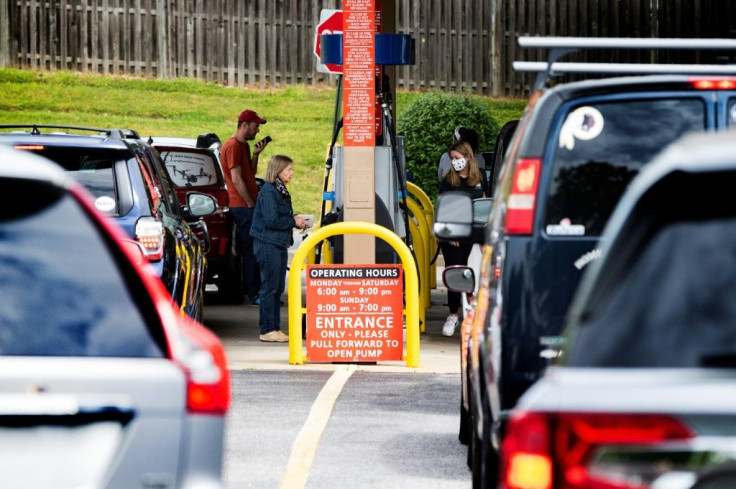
[{"xmin": 203, "ymin": 239, "xmax": 459, "ymax": 374}]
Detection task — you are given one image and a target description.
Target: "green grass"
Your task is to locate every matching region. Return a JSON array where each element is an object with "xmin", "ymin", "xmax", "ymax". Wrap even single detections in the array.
[{"xmin": 0, "ymin": 68, "xmax": 526, "ymax": 217}]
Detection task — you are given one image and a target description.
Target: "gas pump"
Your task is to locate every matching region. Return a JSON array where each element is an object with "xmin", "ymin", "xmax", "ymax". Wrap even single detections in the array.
[{"xmin": 317, "ymin": 25, "xmax": 414, "ymax": 264}]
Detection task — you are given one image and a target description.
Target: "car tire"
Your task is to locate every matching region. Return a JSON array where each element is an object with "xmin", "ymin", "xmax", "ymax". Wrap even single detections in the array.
[
  {"xmin": 460, "ymin": 400, "xmax": 470, "ymax": 446},
  {"xmin": 218, "ymin": 258, "xmax": 244, "ymax": 304},
  {"xmin": 469, "ymin": 395, "xmax": 484, "ymax": 488},
  {"xmin": 481, "ymin": 414, "xmax": 499, "ymax": 488}
]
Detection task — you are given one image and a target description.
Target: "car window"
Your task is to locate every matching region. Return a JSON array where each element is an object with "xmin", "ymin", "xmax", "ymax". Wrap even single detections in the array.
[
  {"xmin": 545, "ymin": 98, "xmax": 706, "ymax": 236},
  {"xmin": 565, "ymin": 218, "xmax": 736, "ymax": 368},
  {"xmin": 0, "ymin": 179, "xmax": 164, "ymax": 358},
  {"xmin": 146, "ymin": 147, "xmax": 181, "ymax": 213},
  {"xmin": 159, "ymin": 148, "xmax": 219, "ymax": 188},
  {"xmin": 31, "ymin": 147, "xmax": 124, "ymax": 216},
  {"xmin": 136, "ymin": 154, "xmax": 163, "ymax": 214},
  {"xmin": 729, "ymin": 98, "xmax": 736, "ymax": 128}
]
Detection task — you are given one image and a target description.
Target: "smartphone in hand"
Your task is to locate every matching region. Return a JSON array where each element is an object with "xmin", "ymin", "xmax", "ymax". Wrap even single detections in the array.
[{"xmin": 261, "ymin": 135, "xmax": 272, "ymax": 144}]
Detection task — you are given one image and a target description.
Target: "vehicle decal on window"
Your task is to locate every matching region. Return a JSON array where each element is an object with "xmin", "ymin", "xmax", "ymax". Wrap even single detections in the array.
[
  {"xmin": 730, "ymin": 104, "xmax": 736, "ymax": 124},
  {"xmin": 546, "ymin": 218, "xmax": 585, "ymax": 236},
  {"xmin": 94, "ymin": 195, "xmax": 116, "ymax": 213},
  {"xmin": 574, "ymin": 248, "xmax": 602, "ymax": 270},
  {"xmin": 559, "ymin": 106, "xmax": 605, "ymax": 150},
  {"xmin": 161, "ymin": 151, "xmax": 217, "ymax": 187}
]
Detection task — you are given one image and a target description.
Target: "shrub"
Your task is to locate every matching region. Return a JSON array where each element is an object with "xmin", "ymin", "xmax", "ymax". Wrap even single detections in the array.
[{"xmin": 397, "ymin": 91, "xmax": 499, "ymax": 202}]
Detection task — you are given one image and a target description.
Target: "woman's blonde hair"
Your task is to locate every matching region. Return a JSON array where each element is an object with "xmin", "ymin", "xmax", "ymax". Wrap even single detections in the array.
[
  {"xmin": 265, "ymin": 155, "xmax": 293, "ymax": 183},
  {"xmin": 444, "ymin": 141, "xmax": 482, "ymax": 188}
]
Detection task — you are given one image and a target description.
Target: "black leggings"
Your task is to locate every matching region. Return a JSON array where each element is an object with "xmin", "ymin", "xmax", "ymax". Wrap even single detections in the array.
[{"xmin": 440, "ymin": 241, "xmax": 474, "ymax": 314}]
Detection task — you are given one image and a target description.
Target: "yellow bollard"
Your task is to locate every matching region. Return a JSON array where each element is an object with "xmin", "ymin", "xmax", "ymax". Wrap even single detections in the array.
[
  {"xmin": 405, "ymin": 216, "xmax": 427, "ymax": 333},
  {"xmin": 287, "ymin": 222, "xmax": 421, "ymax": 368},
  {"xmin": 403, "ymin": 197, "xmax": 432, "ymax": 310},
  {"xmin": 407, "ymin": 182, "xmax": 437, "ymax": 289}
]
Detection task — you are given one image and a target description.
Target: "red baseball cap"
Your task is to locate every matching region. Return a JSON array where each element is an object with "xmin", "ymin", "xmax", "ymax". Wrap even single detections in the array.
[{"xmin": 237, "ymin": 109, "xmax": 267, "ymax": 124}]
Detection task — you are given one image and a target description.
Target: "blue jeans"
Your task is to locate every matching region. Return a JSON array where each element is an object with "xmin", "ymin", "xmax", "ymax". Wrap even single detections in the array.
[
  {"xmin": 254, "ymin": 239, "xmax": 287, "ymax": 334},
  {"xmin": 231, "ymin": 207, "xmax": 260, "ymax": 300}
]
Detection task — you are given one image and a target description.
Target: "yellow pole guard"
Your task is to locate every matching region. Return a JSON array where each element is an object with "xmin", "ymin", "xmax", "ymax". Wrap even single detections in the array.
[
  {"xmin": 405, "ymin": 216, "xmax": 427, "ymax": 332},
  {"xmin": 288, "ymin": 221, "xmax": 421, "ymax": 368},
  {"xmin": 403, "ymin": 198, "xmax": 432, "ymax": 309},
  {"xmin": 407, "ymin": 182, "xmax": 437, "ymax": 289},
  {"xmin": 179, "ymin": 241, "xmax": 191, "ymax": 318}
]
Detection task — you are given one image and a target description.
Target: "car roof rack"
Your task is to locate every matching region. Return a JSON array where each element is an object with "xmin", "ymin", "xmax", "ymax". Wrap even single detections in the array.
[
  {"xmin": 0, "ymin": 124, "xmax": 140, "ymax": 141},
  {"xmin": 514, "ymin": 37, "xmax": 736, "ymax": 92}
]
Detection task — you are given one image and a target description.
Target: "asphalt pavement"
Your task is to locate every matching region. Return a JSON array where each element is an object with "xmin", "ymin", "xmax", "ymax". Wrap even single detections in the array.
[{"xmin": 201, "ymin": 239, "xmax": 470, "ymax": 488}]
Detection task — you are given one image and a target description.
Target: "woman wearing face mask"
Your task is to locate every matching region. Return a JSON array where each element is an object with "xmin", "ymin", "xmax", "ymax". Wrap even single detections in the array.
[
  {"xmin": 437, "ymin": 126, "xmax": 486, "ymax": 183},
  {"xmin": 439, "ymin": 141, "xmax": 486, "ymax": 336}
]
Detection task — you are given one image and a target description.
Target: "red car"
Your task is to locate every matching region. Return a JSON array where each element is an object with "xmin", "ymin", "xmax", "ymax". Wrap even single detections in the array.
[{"xmin": 150, "ymin": 134, "xmax": 248, "ymax": 303}]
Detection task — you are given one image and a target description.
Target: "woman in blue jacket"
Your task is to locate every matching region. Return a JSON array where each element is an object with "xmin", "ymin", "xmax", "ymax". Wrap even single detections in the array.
[{"xmin": 250, "ymin": 155, "xmax": 307, "ymax": 342}]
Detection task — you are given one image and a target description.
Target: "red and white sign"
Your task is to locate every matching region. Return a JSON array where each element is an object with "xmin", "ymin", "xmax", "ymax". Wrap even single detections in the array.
[
  {"xmin": 314, "ymin": 9, "xmax": 343, "ymax": 74},
  {"xmin": 313, "ymin": 5, "xmax": 383, "ymax": 137},
  {"xmin": 342, "ymin": 0, "xmax": 376, "ymax": 147},
  {"xmin": 306, "ymin": 265, "xmax": 404, "ymax": 363}
]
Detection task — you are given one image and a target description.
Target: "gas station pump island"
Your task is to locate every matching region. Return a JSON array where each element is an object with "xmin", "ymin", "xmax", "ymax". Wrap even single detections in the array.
[{"xmin": 287, "ymin": 1, "xmax": 431, "ymax": 368}]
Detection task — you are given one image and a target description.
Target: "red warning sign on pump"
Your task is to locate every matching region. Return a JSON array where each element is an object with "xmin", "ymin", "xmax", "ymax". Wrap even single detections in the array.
[{"xmin": 306, "ymin": 264, "xmax": 403, "ymax": 362}]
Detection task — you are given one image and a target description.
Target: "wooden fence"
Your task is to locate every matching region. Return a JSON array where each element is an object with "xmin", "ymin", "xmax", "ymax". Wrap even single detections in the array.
[{"xmin": 2, "ymin": 0, "xmax": 734, "ymax": 97}]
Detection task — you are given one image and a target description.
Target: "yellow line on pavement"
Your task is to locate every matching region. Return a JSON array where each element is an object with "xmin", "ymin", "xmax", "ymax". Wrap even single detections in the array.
[{"xmin": 279, "ymin": 365, "xmax": 356, "ymax": 489}]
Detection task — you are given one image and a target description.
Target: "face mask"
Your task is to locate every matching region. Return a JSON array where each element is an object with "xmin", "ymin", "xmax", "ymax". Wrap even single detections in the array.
[{"xmin": 451, "ymin": 157, "xmax": 467, "ymax": 172}]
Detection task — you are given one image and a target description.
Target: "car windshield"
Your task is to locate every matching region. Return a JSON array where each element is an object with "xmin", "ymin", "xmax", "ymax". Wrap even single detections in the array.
[
  {"xmin": 32, "ymin": 147, "xmax": 125, "ymax": 215},
  {"xmin": 158, "ymin": 148, "xmax": 219, "ymax": 188},
  {"xmin": 545, "ymin": 98, "xmax": 706, "ymax": 236},
  {"xmin": 0, "ymin": 179, "xmax": 164, "ymax": 358},
  {"xmin": 565, "ymin": 218, "xmax": 736, "ymax": 368}
]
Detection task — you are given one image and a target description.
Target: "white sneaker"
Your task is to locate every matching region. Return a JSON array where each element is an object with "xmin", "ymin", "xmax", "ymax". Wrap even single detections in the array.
[{"xmin": 442, "ymin": 315, "xmax": 459, "ymax": 337}]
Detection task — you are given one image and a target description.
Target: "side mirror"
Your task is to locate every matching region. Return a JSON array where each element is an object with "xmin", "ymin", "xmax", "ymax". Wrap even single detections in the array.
[
  {"xmin": 472, "ymin": 198, "xmax": 492, "ymax": 242},
  {"xmin": 433, "ymin": 192, "xmax": 492, "ymax": 244},
  {"xmin": 119, "ymin": 239, "xmax": 148, "ymax": 267},
  {"xmin": 443, "ymin": 265, "xmax": 475, "ymax": 294},
  {"xmin": 434, "ymin": 191, "xmax": 473, "ymax": 240},
  {"xmin": 186, "ymin": 192, "xmax": 217, "ymax": 218}
]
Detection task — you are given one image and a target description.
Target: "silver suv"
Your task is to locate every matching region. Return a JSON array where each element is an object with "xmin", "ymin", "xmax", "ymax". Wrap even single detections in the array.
[{"xmin": 0, "ymin": 145, "xmax": 230, "ymax": 488}]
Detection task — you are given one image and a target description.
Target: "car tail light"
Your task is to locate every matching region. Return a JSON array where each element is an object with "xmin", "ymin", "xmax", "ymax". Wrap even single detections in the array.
[
  {"xmin": 174, "ymin": 319, "xmax": 231, "ymax": 415},
  {"xmin": 689, "ymin": 78, "xmax": 736, "ymax": 90},
  {"xmin": 14, "ymin": 144, "xmax": 45, "ymax": 151},
  {"xmin": 505, "ymin": 158, "xmax": 541, "ymax": 235},
  {"xmin": 135, "ymin": 216, "xmax": 164, "ymax": 261},
  {"xmin": 501, "ymin": 412, "xmax": 694, "ymax": 489},
  {"xmin": 215, "ymin": 188, "xmax": 229, "ymax": 208}
]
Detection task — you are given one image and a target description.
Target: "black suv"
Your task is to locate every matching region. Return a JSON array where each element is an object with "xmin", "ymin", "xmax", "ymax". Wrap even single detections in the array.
[
  {"xmin": 434, "ymin": 37, "xmax": 736, "ymax": 487},
  {"xmin": 0, "ymin": 125, "xmax": 216, "ymax": 321}
]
